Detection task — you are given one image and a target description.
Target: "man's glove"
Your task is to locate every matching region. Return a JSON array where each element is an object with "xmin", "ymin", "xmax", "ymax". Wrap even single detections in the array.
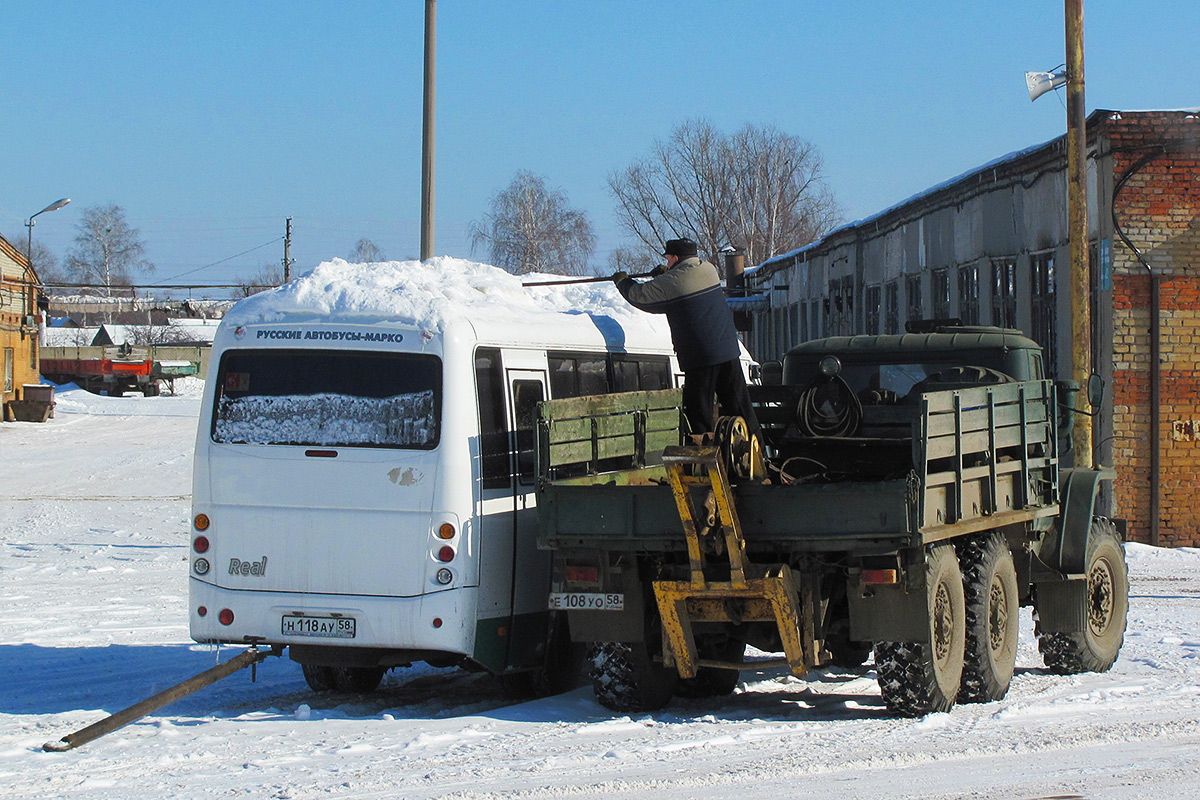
[{"xmin": 610, "ymin": 270, "xmax": 629, "ymax": 284}]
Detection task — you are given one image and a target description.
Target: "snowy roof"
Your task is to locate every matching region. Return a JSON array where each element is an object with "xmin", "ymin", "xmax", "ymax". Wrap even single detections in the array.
[
  {"xmin": 222, "ymin": 257, "xmax": 668, "ymax": 337},
  {"xmin": 43, "ymin": 326, "xmax": 101, "ymax": 347}
]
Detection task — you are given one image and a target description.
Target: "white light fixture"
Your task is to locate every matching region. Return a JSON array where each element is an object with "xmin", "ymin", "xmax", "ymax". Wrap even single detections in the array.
[{"xmin": 1025, "ymin": 70, "xmax": 1067, "ymax": 102}]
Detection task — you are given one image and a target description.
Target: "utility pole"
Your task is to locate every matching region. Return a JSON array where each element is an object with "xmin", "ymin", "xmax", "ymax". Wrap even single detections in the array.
[
  {"xmin": 282, "ymin": 217, "xmax": 294, "ymax": 283},
  {"xmin": 1065, "ymin": 0, "xmax": 1091, "ymax": 468},
  {"xmin": 420, "ymin": 0, "xmax": 436, "ymax": 261}
]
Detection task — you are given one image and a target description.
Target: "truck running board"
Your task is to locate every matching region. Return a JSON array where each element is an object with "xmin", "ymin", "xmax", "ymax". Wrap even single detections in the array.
[{"xmin": 653, "ymin": 446, "xmax": 810, "ymax": 679}]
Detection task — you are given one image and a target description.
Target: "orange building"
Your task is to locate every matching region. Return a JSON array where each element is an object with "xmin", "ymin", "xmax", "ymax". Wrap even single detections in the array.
[{"xmin": 0, "ymin": 232, "xmax": 42, "ymax": 415}]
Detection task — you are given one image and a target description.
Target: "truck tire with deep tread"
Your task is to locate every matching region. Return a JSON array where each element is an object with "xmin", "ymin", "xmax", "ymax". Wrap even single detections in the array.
[
  {"xmin": 957, "ymin": 533, "xmax": 1019, "ymax": 703},
  {"xmin": 1037, "ymin": 518, "xmax": 1128, "ymax": 674},
  {"xmin": 875, "ymin": 542, "xmax": 966, "ymax": 716},
  {"xmin": 674, "ymin": 634, "xmax": 743, "ymax": 698},
  {"xmin": 588, "ymin": 641, "xmax": 678, "ymax": 711}
]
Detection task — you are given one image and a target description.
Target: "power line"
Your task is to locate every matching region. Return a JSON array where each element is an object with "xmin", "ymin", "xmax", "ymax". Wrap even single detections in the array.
[{"xmin": 156, "ymin": 237, "xmax": 283, "ymax": 283}]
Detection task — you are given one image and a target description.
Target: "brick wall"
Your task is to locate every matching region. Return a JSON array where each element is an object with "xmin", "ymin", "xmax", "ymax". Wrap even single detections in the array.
[{"xmin": 1107, "ymin": 112, "xmax": 1200, "ymax": 545}]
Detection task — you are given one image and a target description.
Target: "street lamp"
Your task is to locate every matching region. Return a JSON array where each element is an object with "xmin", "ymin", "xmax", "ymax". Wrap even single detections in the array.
[{"xmin": 26, "ymin": 198, "xmax": 72, "ymax": 271}]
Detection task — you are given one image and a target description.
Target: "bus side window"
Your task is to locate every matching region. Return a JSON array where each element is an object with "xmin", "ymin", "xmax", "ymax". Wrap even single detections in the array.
[
  {"xmin": 549, "ymin": 353, "xmax": 607, "ymax": 398},
  {"xmin": 511, "ymin": 379, "xmax": 544, "ymax": 484},
  {"xmin": 612, "ymin": 359, "xmax": 639, "ymax": 393},
  {"xmin": 637, "ymin": 357, "xmax": 670, "ymax": 391},
  {"xmin": 475, "ymin": 348, "xmax": 510, "ymax": 489}
]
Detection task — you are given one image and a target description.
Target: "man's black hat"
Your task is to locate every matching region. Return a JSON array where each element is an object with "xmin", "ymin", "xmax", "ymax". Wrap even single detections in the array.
[{"xmin": 662, "ymin": 238, "xmax": 698, "ymax": 259}]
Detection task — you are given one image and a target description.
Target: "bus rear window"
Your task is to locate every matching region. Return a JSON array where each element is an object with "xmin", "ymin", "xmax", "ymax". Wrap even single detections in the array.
[{"xmin": 212, "ymin": 349, "xmax": 441, "ymax": 449}]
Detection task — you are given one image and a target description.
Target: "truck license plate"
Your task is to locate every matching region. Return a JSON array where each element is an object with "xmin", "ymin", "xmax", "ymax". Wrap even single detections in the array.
[
  {"xmin": 548, "ymin": 593, "xmax": 624, "ymax": 611},
  {"xmin": 281, "ymin": 615, "xmax": 356, "ymax": 638}
]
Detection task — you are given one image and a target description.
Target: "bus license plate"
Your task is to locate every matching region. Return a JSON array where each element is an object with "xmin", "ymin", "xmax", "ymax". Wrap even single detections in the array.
[
  {"xmin": 548, "ymin": 593, "xmax": 624, "ymax": 611},
  {"xmin": 281, "ymin": 615, "xmax": 356, "ymax": 638}
]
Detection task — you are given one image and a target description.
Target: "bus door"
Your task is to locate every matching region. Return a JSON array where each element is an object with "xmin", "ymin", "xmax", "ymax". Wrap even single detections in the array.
[
  {"xmin": 471, "ymin": 347, "xmax": 549, "ymax": 672},
  {"xmin": 503, "ymin": 369, "xmax": 552, "ymax": 668}
]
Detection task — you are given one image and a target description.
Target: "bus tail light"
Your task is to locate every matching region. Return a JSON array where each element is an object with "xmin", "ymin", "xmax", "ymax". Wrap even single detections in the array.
[
  {"xmin": 218, "ymin": 608, "xmax": 235, "ymax": 625},
  {"xmin": 194, "ymin": 514, "xmax": 210, "ymax": 531},
  {"xmin": 437, "ymin": 522, "xmax": 456, "ymax": 540},
  {"xmin": 437, "ymin": 546, "xmax": 455, "ymax": 563},
  {"xmin": 193, "ymin": 536, "xmax": 210, "ymax": 553}
]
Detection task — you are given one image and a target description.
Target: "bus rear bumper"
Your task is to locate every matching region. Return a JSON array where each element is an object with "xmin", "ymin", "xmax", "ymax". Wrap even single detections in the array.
[{"xmin": 188, "ymin": 578, "xmax": 475, "ymax": 659}]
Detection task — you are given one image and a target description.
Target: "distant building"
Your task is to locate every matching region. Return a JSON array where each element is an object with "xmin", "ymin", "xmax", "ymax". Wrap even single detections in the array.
[
  {"xmin": 0, "ymin": 232, "xmax": 42, "ymax": 413},
  {"xmin": 743, "ymin": 108, "xmax": 1200, "ymax": 547}
]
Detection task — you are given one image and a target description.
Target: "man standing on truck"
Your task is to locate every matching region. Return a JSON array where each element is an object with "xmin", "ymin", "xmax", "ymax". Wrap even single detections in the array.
[{"xmin": 611, "ymin": 237, "xmax": 760, "ymax": 438}]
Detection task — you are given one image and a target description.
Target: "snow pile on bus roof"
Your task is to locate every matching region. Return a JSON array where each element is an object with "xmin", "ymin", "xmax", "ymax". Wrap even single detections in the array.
[{"xmin": 223, "ymin": 257, "xmax": 661, "ymax": 334}]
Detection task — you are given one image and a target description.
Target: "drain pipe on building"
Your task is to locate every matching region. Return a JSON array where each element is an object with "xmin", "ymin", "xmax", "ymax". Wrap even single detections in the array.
[{"xmin": 1112, "ymin": 148, "xmax": 1163, "ymax": 547}]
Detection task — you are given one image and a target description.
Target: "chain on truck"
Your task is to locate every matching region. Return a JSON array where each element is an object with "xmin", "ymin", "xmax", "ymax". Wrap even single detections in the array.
[{"xmin": 536, "ymin": 323, "xmax": 1128, "ymax": 716}]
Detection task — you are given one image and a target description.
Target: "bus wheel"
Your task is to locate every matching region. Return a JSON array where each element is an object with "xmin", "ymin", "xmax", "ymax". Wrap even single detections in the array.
[
  {"xmin": 332, "ymin": 666, "xmax": 386, "ymax": 693},
  {"xmin": 1037, "ymin": 519, "xmax": 1129, "ymax": 674},
  {"xmin": 589, "ymin": 641, "xmax": 677, "ymax": 712},
  {"xmin": 301, "ymin": 663, "xmax": 337, "ymax": 692},
  {"xmin": 875, "ymin": 542, "xmax": 965, "ymax": 716},
  {"xmin": 958, "ymin": 533, "xmax": 1019, "ymax": 703}
]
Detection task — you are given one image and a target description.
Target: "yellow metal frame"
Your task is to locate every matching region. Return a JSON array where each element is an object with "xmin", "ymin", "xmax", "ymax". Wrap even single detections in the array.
[{"xmin": 652, "ymin": 446, "xmax": 810, "ymax": 679}]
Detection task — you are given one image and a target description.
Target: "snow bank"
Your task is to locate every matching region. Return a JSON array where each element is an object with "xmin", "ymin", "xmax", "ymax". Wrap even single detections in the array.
[{"xmin": 222, "ymin": 257, "xmax": 659, "ymax": 335}]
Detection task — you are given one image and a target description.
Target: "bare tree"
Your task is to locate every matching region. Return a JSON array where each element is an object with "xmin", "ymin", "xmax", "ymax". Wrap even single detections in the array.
[
  {"xmin": 127, "ymin": 320, "xmax": 196, "ymax": 346},
  {"xmin": 233, "ymin": 264, "xmax": 285, "ymax": 298},
  {"xmin": 606, "ymin": 245, "xmax": 659, "ymax": 276},
  {"xmin": 64, "ymin": 205, "xmax": 154, "ymax": 293},
  {"xmin": 6, "ymin": 234, "xmax": 65, "ymax": 285},
  {"xmin": 469, "ymin": 171, "xmax": 596, "ymax": 275},
  {"xmin": 349, "ymin": 238, "xmax": 386, "ymax": 262},
  {"xmin": 609, "ymin": 120, "xmax": 840, "ymax": 272}
]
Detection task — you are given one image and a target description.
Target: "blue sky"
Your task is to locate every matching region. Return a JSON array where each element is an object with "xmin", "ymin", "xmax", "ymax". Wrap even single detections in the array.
[{"xmin": 2, "ymin": 1, "xmax": 1196, "ymax": 295}]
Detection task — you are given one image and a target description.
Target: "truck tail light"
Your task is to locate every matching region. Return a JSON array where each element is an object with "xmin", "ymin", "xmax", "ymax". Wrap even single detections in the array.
[{"xmin": 861, "ymin": 569, "xmax": 899, "ymax": 585}]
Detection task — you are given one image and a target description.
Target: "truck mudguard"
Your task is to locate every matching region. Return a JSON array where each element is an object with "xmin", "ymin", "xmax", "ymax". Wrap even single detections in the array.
[{"xmin": 1040, "ymin": 467, "xmax": 1117, "ymax": 576}]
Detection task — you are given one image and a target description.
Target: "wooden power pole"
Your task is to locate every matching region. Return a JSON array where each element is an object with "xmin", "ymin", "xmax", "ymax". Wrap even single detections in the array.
[{"xmin": 1065, "ymin": 0, "xmax": 1092, "ymax": 468}]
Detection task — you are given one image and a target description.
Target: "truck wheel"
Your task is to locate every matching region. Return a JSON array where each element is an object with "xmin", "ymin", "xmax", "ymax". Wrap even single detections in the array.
[
  {"xmin": 301, "ymin": 663, "xmax": 337, "ymax": 692},
  {"xmin": 675, "ymin": 634, "xmax": 743, "ymax": 698},
  {"xmin": 332, "ymin": 666, "xmax": 386, "ymax": 693},
  {"xmin": 875, "ymin": 543, "xmax": 966, "ymax": 716},
  {"xmin": 588, "ymin": 641, "xmax": 678, "ymax": 711},
  {"xmin": 1037, "ymin": 519, "xmax": 1128, "ymax": 674},
  {"xmin": 958, "ymin": 533, "xmax": 1019, "ymax": 703}
]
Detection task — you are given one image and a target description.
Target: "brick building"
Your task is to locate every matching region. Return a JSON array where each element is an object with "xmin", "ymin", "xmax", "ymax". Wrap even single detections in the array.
[
  {"xmin": 0, "ymin": 232, "xmax": 42, "ymax": 412},
  {"xmin": 743, "ymin": 109, "xmax": 1200, "ymax": 547}
]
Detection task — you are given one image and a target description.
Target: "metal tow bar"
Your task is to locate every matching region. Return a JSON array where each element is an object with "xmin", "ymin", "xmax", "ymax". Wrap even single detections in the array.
[
  {"xmin": 653, "ymin": 445, "xmax": 811, "ymax": 679},
  {"xmin": 43, "ymin": 645, "xmax": 281, "ymax": 752}
]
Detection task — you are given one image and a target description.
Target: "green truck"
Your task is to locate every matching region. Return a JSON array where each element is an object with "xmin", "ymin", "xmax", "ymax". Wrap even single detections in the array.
[{"xmin": 535, "ymin": 324, "xmax": 1127, "ymax": 716}]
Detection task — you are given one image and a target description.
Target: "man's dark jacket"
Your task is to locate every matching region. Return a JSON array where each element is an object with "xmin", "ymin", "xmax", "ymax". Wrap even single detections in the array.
[{"xmin": 616, "ymin": 256, "xmax": 740, "ymax": 371}]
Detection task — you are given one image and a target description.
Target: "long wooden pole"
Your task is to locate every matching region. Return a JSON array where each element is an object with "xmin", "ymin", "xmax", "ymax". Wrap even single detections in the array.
[
  {"xmin": 1065, "ymin": 0, "xmax": 1092, "ymax": 468},
  {"xmin": 43, "ymin": 648, "xmax": 271, "ymax": 752}
]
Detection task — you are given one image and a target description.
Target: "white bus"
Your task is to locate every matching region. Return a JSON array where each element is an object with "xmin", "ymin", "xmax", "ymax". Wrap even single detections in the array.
[{"xmin": 188, "ymin": 259, "xmax": 689, "ymax": 694}]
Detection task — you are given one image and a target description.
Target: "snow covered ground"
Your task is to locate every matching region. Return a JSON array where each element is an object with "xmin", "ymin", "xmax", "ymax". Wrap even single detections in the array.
[{"xmin": 3, "ymin": 382, "xmax": 1200, "ymax": 799}]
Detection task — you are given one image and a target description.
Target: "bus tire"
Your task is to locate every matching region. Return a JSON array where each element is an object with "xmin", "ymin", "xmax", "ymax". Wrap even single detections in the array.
[
  {"xmin": 1037, "ymin": 519, "xmax": 1128, "ymax": 674},
  {"xmin": 875, "ymin": 543, "xmax": 966, "ymax": 716},
  {"xmin": 588, "ymin": 641, "xmax": 677, "ymax": 712},
  {"xmin": 301, "ymin": 663, "xmax": 337, "ymax": 692},
  {"xmin": 332, "ymin": 666, "xmax": 386, "ymax": 693},
  {"xmin": 957, "ymin": 533, "xmax": 1019, "ymax": 703}
]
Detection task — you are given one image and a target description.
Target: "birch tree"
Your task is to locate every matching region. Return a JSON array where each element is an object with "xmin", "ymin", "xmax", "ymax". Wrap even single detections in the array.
[
  {"xmin": 469, "ymin": 171, "xmax": 596, "ymax": 275},
  {"xmin": 65, "ymin": 205, "xmax": 154, "ymax": 293}
]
